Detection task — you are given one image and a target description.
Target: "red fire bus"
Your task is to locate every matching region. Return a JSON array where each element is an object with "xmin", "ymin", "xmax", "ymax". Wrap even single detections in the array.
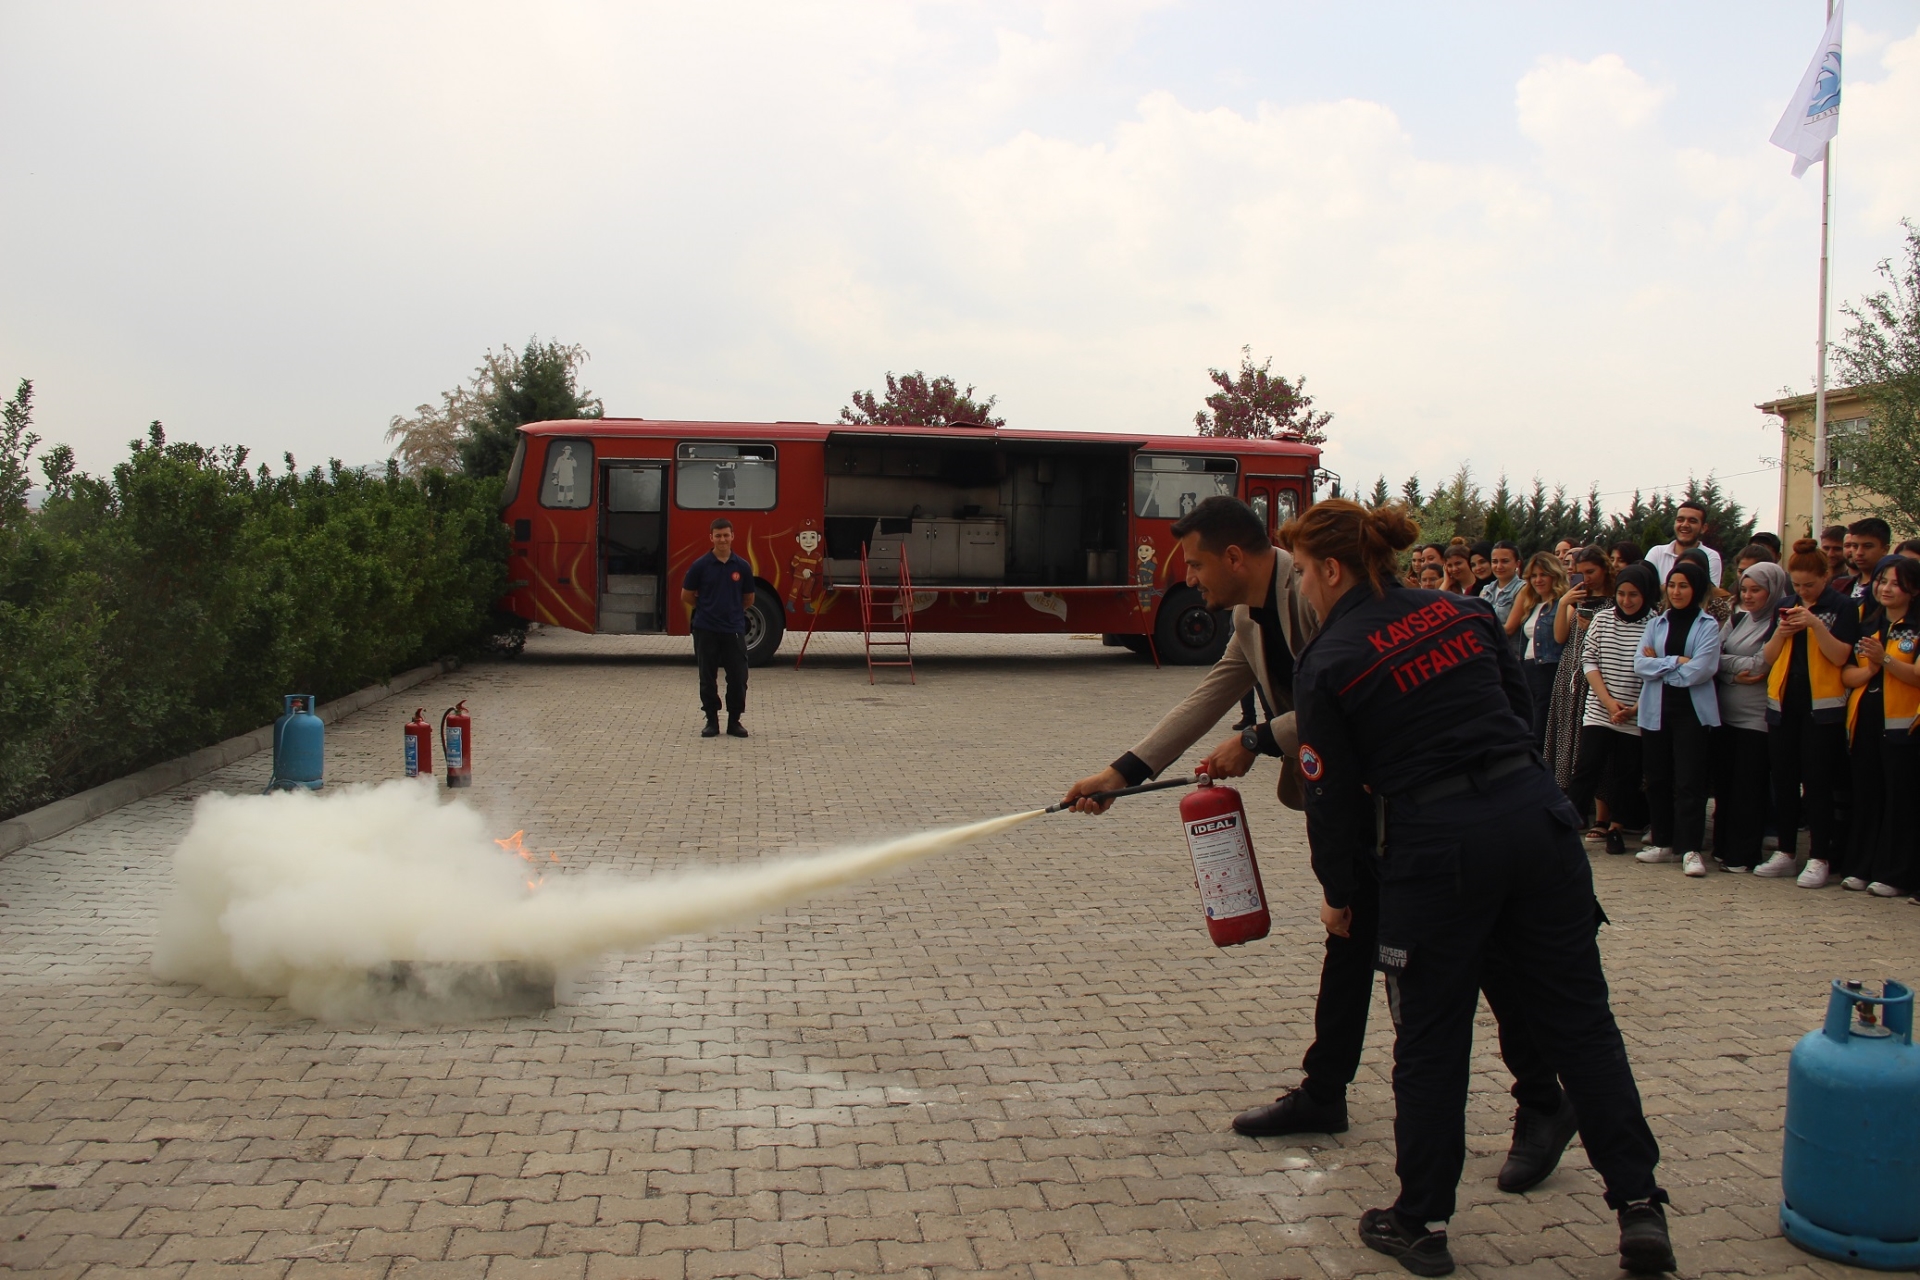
[{"xmin": 497, "ymin": 419, "xmax": 1322, "ymax": 666}]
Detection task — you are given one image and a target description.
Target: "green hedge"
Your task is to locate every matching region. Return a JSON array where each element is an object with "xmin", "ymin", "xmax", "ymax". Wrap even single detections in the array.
[{"xmin": 0, "ymin": 424, "xmax": 512, "ymax": 819}]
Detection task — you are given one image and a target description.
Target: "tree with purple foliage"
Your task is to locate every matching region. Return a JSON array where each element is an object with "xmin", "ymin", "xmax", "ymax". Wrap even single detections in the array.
[
  {"xmin": 1193, "ymin": 347, "xmax": 1331, "ymax": 444},
  {"xmin": 840, "ymin": 371, "xmax": 1005, "ymax": 428}
]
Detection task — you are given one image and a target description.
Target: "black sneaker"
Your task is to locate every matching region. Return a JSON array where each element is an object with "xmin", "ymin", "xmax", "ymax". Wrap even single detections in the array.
[
  {"xmin": 1359, "ymin": 1207, "xmax": 1454, "ymax": 1277},
  {"xmin": 1231, "ymin": 1087, "xmax": 1348, "ymax": 1137},
  {"xmin": 1605, "ymin": 829, "xmax": 1627, "ymax": 856},
  {"xmin": 726, "ymin": 719, "xmax": 749, "ymax": 738},
  {"xmin": 1496, "ymin": 1098, "xmax": 1579, "ymax": 1193},
  {"xmin": 1617, "ymin": 1200, "xmax": 1676, "ymax": 1274},
  {"xmin": 700, "ymin": 719, "xmax": 720, "ymax": 738}
]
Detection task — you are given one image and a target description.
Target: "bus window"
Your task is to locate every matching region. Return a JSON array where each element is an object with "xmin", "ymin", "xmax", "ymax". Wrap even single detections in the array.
[
  {"xmin": 607, "ymin": 466, "xmax": 663, "ymax": 513},
  {"xmin": 1274, "ymin": 488, "xmax": 1299, "ymax": 526},
  {"xmin": 540, "ymin": 438, "xmax": 594, "ymax": 509},
  {"xmin": 499, "ymin": 437, "xmax": 528, "ymax": 511},
  {"xmin": 677, "ymin": 443, "xmax": 777, "ymax": 509},
  {"xmin": 1249, "ymin": 492, "xmax": 1269, "ymax": 528},
  {"xmin": 1134, "ymin": 454, "xmax": 1236, "ymax": 519}
]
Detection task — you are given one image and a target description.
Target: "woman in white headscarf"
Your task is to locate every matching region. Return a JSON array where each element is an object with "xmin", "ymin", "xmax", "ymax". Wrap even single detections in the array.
[{"xmin": 1718, "ymin": 561, "xmax": 1792, "ymax": 874}]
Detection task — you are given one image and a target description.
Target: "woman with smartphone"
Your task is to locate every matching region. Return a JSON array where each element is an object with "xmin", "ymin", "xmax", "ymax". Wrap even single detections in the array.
[
  {"xmin": 1546, "ymin": 548, "xmax": 1613, "ymax": 797},
  {"xmin": 1758, "ymin": 539, "xmax": 1861, "ymax": 889},
  {"xmin": 1838, "ymin": 556, "xmax": 1920, "ymax": 899},
  {"xmin": 1507, "ymin": 552, "xmax": 1571, "ymax": 745},
  {"xmin": 1717, "ymin": 562, "xmax": 1792, "ymax": 874}
]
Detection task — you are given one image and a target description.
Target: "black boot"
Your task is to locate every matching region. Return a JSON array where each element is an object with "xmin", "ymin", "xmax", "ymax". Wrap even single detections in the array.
[
  {"xmin": 1605, "ymin": 829, "xmax": 1627, "ymax": 856},
  {"xmin": 726, "ymin": 718, "xmax": 749, "ymax": 738},
  {"xmin": 701, "ymin": 716, "xmax": 720, "ymax": 738},
  {"xmin": 1616, "ymin": 1200, "xmax": 1676, "ymax": 1274},
  {"xmin": 1231, "ymin": 1086, "xmax": 1348, "ymax": 1137},
  {"xmin": 1359, "ymin": 1207, "xmax": 1454, "ymax": 1277},
  {"xmin": 1497, "ymin": 1098, "xmax": 1580, "ymax": 1193}
]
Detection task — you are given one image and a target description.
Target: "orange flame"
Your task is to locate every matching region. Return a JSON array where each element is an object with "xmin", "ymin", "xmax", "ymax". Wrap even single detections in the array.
[{"xmin": 495, "ymin": 830, "xmax": 559, "ymax": 891}]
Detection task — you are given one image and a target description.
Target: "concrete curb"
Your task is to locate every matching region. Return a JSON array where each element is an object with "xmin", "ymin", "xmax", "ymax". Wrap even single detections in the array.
[{"xmin": 0, "ymin": 660, "xmax": 456, "ymax": 859}]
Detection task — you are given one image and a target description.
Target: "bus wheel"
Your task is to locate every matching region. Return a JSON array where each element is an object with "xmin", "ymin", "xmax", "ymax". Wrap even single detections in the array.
[
  {"xmin": 1154, "ymin": 587, "xmax": 1229, "ymax": 666},
  {"xmin": 1104, "ymin": 633, "xmax": 1151, "ymax": 657},
  {"xmin": 744, "ymin": 586, "xmax": 785, "ymax": 667}
]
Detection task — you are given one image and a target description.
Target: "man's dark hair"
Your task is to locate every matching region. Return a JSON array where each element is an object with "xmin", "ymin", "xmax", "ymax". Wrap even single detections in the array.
[
  {"xmin": 710, "ymin": 517, "xmax": 733, "ymax": 531},
  {"xmin": 1491, "ymin": 540, "xmax": 1519, "ymax": 558},
  {"xmin": 1675, "ymin": 498, "xmax": 1707, "ymax": 519},
  {"xmin": 1821, "ymin": 524, "xmax": 1848, "ymax": 542},
  {"xmin": 1610, "ymin": 540, "xmax": 1643, "ymax": 564},
  {"xmin": 1752, "ymin": 531, "xmax": 1783, "ymax": 554},
  {"xmin": 1737, "ymin": 542, "xmax": 1778, "ymax": 564},
  {"xmin": 1898, "ymin": 538, "xmax": 1920, "ymax": 557},
  {"xmin": 1170, "ymin": 495, "xmax": 1269, "ymax": 555},
  {"xmin": 1849, "ymin": 516, "xmax": 1892, "ymax": 545}
]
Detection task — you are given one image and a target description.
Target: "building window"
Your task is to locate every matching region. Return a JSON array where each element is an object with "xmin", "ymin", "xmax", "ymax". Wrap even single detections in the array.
[
  {"xmin": 1828, "ymin": 417, "xmax": 1868, "ymax": 483},
  {"xmin": 1133, "ymin": 454, "xmax": 1237, "ymax": 519},
  {"xmin": 676, "ymin": 443, "xmax": 777, "ymax": 509},
  {"xmin": 539, "ymin": 438, "xmax": 594, "ymax": 509}
]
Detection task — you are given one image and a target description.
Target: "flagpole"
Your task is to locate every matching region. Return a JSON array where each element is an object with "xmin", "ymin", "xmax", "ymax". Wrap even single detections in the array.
[{"xmin": 1810, "ymin": 0, "xmax": 1834, "ymax": 536}]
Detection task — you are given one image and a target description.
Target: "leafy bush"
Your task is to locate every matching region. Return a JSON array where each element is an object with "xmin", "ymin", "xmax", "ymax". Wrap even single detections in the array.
[{"xmin": 0, "ymin": 411, "xmax": 510, "ymax": 820}]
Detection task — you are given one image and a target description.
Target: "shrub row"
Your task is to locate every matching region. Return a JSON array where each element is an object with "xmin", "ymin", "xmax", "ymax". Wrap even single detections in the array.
[{"xmin": 0, "ymin": 424, "xmax": 512, "ymax": 819}]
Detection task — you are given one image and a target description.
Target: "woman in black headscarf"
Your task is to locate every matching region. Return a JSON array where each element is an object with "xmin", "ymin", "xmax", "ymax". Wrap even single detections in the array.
[{"xmin": 1632, "ymin": 559, "xmax": 1723, "ymax": 875}]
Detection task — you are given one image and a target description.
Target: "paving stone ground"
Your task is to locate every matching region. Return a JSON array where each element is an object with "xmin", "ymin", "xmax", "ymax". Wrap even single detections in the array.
[{"xmin": 3, "ymin": 627, "xmax": 1915, "ymax": 1280}]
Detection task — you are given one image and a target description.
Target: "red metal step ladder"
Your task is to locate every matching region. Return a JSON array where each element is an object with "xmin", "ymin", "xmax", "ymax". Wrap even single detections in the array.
[{"xmin": 858, "ymin": 544, "xmax": 916, "ymax": 684}]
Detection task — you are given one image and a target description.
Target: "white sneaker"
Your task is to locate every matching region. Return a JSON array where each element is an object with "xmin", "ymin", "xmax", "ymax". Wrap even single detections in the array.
[
  {"xmin": 1798, "ymin": 859, "xmax": 1831, "ymax": 888},
  {"xmin": 1723, "ymin": 863, "xmax": 1750, "ymax": 874},
  {"xmin": 1869, "ymin": 881, "xmax": 1902, "ymax": 898},
  {"xmin": 1636, "ymin": 847, "xmax": 1680, "ymax": 864},
  {"xmin": 1753, "ymin": 851, "xmax": 1798, "ymax": 878},
  {"xmin": 1841, "ymin": 876, "xmax": 1868, "ymax": 891},
  {"xmin": 1682, "ymin": 852, "xmax": 1708, "ymax": 877}
]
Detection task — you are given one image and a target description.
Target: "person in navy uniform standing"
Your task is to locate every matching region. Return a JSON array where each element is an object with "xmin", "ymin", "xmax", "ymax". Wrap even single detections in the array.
[
  {"xmin": 681, "ymin": 517, "xmax": 754, "ymax": 739},
  {"xmin": 1283, "ymin": 500, "xmax": 1672, "ymax": 1277}
]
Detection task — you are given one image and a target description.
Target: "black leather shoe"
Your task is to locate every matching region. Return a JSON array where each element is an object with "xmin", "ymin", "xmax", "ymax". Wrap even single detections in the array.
[
  {"xmin": 1605, "ymin": 829, "xmax": 1627, "ymax": 856},
  {"xmin": 1497, "ymin": 1098, "xmax": 1580, "ymax": 1193},
  {"xmin": 1231, "ymin": 1087, "xmax": 1348, "ymax": 1137},
  {"xmin": 1617, "ymin": 1200, "xmax": 1676, "ymax": 1274},
  {"xmin": 1359, "ymin": 1207, "xmax": 1454, "ymax": 1277},
  {"xmin": 726, "ymin": 719, "xmax": 749, "ymax": 738},
  {"xmin": 700, "ymin": 719, "xmax": 720, "ymax": 738}
]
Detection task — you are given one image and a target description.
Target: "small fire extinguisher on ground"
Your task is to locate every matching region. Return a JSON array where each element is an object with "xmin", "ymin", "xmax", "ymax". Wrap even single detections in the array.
[
  {"xmin": 403, "ymin": 709, "xmax": 433, "ymax": 779},
  {"xmin": 441, "ymin": 701, "xmax": 472, "ymax": 789},
  {"xmin": 1179, "ymin": 770, "xmax": 1271, "ymax": 947}
]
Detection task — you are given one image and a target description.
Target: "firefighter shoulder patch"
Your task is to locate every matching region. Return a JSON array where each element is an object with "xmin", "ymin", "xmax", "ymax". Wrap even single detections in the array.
[{"xmin": 1298, "ymin": 744, "xmax": 1324, "ymax": 781}]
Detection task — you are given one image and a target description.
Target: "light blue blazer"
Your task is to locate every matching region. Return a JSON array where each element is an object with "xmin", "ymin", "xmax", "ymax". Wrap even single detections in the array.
[{"xmin": 1633, "ymin": 612, "xmax": 1722, "ymax": 730}]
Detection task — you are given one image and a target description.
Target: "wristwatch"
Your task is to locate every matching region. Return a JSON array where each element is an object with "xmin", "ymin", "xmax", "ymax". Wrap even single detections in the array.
[{"xmin": 1241, "ymin": 724, "xmax": 1263, "ymax": 755}]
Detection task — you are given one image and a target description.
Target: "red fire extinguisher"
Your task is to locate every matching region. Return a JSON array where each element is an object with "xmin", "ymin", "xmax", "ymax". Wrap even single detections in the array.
[
  {"xmin": 1179, "ymin": 770, "xmax": 1271, "ymax": 947},
  {"xmin": 403, "ymin": 709, "xmax": 433, "ymax": 778},
  {"xmin": 441, "ymin": 701, "xmax": 472, "ymax": 789}
]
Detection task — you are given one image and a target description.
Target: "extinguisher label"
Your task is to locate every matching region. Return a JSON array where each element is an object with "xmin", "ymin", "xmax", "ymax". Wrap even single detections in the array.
[
  {"xmin": 447, "ymin": 728, "xmax": 464, "ymax": 769},
  {"xmin": 1184, "ymin": 813, "xmax": 1263, "ymax": 919},
  {"xmin": 404, "ymin": 738, "xmax": 419, "ymax": 777}
]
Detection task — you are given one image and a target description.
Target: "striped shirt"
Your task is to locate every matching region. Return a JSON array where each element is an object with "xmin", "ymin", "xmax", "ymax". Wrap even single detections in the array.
[{"xmin": 1581, "ymin": 605, "xmax": 1649, "ymax": 736}]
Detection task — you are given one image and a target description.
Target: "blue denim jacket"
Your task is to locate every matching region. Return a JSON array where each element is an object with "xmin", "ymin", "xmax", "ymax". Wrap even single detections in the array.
[
  {"xmin": 1633, "ymin": 612, "xmax": 1722, "ymax": 730},
  {"xmin": 1519, "ymin": 600, "xmax": 1565, "ymax": 666}
]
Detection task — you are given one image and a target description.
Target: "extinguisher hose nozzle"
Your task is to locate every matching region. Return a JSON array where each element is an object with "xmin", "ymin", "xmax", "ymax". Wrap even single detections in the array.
[{"xmin": 1045, "ymin": 775, "xmax": 1195, "ymax": 813}]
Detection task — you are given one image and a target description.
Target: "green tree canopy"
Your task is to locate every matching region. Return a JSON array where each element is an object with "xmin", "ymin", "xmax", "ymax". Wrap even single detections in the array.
[
  {"xmin": 388, "ymin": 338, "xmax": 604, "ymax": 478},
  {"xmin": 1831, "ymin": 219, "xmax": 1920, "ymax": 531},
  {"xmin": 839, "ymin": 371, "xmax": 1005, "ymax": 428},
  {"xmin": 1193, "ymin": 346, "xmax": 1330, "ymax": 444}
]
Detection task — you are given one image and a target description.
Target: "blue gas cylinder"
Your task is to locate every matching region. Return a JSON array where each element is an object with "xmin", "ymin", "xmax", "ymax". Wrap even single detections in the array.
[
  {"xmin": 268, "ymin": 694, "xmax": 325, "ymax": 791},
  {"xmin": 1780, "ymin": 979, "xmax": 1920, "ymax": 1269}
]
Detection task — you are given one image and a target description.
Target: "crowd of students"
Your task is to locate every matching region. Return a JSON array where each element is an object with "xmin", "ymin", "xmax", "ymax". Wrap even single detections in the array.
[{"xmin": 1406, "ymin": 504, "xmax": 1920, "ymax": 901}]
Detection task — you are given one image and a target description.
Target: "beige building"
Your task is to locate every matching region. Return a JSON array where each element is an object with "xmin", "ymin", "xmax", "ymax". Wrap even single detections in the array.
[{"xmin": 1758, "ymin": 385, "xmax": 1903, "ymax": 539}]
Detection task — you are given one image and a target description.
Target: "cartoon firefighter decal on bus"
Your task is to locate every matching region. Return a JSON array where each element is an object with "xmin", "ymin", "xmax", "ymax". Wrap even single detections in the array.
[
  {"xmin": 786, "ymin": 522, "xmax": 829, "ymax": 615},
  {"xmin": 1134, "ymin": 537, "xmax": 1159, "ymax": 614}
]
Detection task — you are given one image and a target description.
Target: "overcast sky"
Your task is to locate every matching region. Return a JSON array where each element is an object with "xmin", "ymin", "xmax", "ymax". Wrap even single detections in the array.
[{"xmin": 5, "ymin": 1, "xmax": 1917, "ymax": 527}]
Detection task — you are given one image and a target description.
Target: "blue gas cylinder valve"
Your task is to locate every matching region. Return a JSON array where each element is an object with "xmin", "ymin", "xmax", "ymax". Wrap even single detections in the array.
[
  {"xmin": 267, "ymin": 694, "xmax": 325, "ymax": 792},
  {"xmin": 1781, "ymin": 978, "xmax": 1920, "ymax": 1269}
]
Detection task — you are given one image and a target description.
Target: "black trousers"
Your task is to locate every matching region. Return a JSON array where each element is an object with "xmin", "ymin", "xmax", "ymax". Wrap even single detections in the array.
[
  {"xmin": 693, "ymin": 628, "xmax": 748, "ymax": 717},
  {"xmin": 1301, "ymin": 870, "xmax": 1563, "ymax": 1116},
  {"xmin": 1522, "ymin": 661, "xmax": 1556, "ymax": 750},
  {"xmin": 1770, "ymin": 710, "xmax": 1847, "ymax": 864},
  {"xmin": 1642, "ymin": 693, "xmax": 1710, "ymax": 854},
  {"xmin": 1378, "ymin": 767, "xmax": 1662, "ymax": 1222},
  {"xmin": 1567, "ymin": 723, "xmax": 1647, "ymax": 830},
  {"xmin": 1710, "ymin": 725, "xmax": 1770, "ymax": 869}
]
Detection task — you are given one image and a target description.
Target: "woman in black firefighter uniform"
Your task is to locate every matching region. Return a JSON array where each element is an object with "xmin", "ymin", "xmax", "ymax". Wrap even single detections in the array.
[{"xmin": 1283, "ymin": 500, "xmax": 1672, "ymax": 1278}]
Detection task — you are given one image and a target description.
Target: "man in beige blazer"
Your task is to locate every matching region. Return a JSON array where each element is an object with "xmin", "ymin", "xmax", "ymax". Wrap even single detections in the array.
[{"xmin": 1062, "ymin": 499, "xmax": 1580, "ymax": 1195}]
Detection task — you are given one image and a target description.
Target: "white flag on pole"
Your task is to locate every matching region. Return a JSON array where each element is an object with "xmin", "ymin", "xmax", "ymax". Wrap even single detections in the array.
[{"xmin": 1771, "ymin": 1, "xmax": 1844, "ymax": 177}]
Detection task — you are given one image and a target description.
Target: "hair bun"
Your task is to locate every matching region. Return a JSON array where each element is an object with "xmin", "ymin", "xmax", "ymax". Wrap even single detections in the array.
[
  {"xmin": 1364, "ymin": 505, "xmax": 1421, "ymax": 553},
  {"xmin": 1793, "ymin": 537, "xmax": 1819, "ymax": 555}
]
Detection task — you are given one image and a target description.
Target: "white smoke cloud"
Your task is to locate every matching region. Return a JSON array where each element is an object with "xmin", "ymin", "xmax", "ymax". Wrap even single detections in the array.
[{"xmin": 153, "ymin": 781, "xmax": 1037, "ymax": 1023}]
